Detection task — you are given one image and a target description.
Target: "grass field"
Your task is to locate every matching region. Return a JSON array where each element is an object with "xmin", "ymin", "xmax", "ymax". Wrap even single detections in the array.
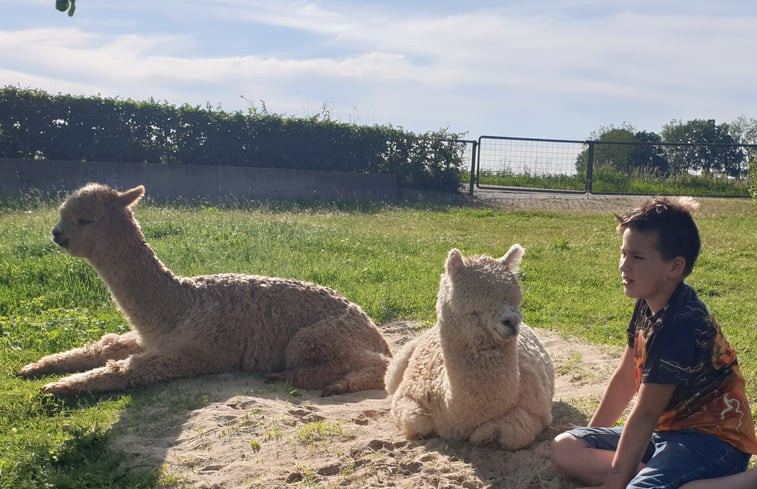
[
  {"xmin": 470, "ymin": 170, "xmax": 753, "ymax": 197},
  {"xmin": 1, "ymin": 195, "xmax": 755, "ymax": 488}
]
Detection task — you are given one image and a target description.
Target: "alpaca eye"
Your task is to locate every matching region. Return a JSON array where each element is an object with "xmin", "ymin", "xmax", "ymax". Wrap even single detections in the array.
[{"xmin": 77, "ymin": 218, "xmax": 94, "ymax": 226}]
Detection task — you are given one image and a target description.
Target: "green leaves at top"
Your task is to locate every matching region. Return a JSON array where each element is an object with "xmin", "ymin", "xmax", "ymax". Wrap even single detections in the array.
[{"xmin": 55, "ymin": 0, "xmax": 76, "ymax": 17}]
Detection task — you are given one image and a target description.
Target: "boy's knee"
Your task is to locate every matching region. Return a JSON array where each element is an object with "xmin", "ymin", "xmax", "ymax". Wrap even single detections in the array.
[{"xmin": 550, "ymin": 432, "xmax": 581, "ymax": 472}]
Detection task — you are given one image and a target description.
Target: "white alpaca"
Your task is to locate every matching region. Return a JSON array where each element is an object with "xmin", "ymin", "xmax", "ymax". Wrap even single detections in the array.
[
  {"xmin": 384, "ymin": 246, "xmax": 554, "ymax": 450},
  {"xmin": 19, "ymin": 183, "xmax": 391, "ymax": 396}
]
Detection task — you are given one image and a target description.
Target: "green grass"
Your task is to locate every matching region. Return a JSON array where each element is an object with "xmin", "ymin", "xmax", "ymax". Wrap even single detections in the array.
[
  {"xmin": 472, "ymin": 170, "xmax": 752, "ymax": 197},
  {"xmin": 1, "ymin": 195, "xmax": 755, "ymax": 487}
]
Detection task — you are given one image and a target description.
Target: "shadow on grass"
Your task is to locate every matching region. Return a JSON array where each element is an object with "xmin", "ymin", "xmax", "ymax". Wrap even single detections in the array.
[{"xmin": 2, "ymin": 390, "xmax": 160, "ymax": 489}]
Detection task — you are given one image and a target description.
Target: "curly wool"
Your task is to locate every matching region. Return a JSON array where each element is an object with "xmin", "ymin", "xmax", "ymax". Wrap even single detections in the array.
[
  {"xmin": 384, "ymin": 245, "xmax": 554, "ymax": 450},
  {"xmin": 20, "ymin": 183, "xmax": 391, "ymax": 396}
]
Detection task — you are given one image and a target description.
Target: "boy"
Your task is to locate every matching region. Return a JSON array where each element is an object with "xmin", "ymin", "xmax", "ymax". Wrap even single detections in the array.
[{"xmin": 550, "ymin": 196, "xmax": 757, "ymax": 489}]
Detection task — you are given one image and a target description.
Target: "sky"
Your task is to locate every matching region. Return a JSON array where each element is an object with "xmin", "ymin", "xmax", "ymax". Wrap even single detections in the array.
[{"xmin": 1, "ymin": 0, "xmax": 756, "ymax": 141}]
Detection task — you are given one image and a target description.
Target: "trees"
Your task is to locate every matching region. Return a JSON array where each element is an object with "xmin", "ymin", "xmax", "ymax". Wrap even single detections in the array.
[
  {"xmin": 729, "ymin": 115, "xmax": 757, "ymax": 145},
  {"xmin": 628, "ymin": 130, "xmax": 669, "ymax": 175},
  {"xmin": 575, "ymin": 125, "xmax": 667, "ymax": 176},
  {"xmin": 575, "ymin": 119, "xmax": 751, "ymax": 178},
  {"xmin": 661, "ymin": 119, "xmax": 745, "ymax": 177},
  {"xmin": 728, "ymin": 116, "xmax": 757, "ymax": 195}
]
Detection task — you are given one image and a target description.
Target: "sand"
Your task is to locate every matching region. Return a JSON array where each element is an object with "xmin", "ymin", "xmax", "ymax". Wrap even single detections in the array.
[{"xmin": 109, "ymin": 321, "xmax": 622, "ymax": 488}]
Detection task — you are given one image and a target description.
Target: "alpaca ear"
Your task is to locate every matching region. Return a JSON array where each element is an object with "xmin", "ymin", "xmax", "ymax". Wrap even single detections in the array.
[
  {"xmin": 446, "ymin": 248, "xmax": 465, "ymax": 276},
  {"xmin": 499, "ymin": 244, "xmax": 524, "ymax": 272},
  {"xmin": 116, "ymin": 185, "xmax": 145, "ymax": 208}
]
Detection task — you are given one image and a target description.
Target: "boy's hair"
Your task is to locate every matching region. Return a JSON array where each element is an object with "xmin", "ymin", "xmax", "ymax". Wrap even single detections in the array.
[{"xmin": 615, "ymin": 196, "xmax": 701, "ymax": 277}]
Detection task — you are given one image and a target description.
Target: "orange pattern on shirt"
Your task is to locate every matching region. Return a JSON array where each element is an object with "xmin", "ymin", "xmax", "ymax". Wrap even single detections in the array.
[{"xmin": 633, "ymin": 317, "xmax": 757, "ymax": 455}]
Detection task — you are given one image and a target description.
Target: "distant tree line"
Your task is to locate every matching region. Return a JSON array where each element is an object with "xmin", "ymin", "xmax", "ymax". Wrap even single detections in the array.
[
  {"xmin": 0, "ymin": 86, "xmax": 465, "ymax": 192},
  {"xmin": 575, "ymin": 119, "xmax": 757, "ymax": 179}
]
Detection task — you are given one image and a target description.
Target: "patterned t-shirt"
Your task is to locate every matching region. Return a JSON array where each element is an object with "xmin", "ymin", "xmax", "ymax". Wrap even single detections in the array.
[{"xmin": 627, "ymin": 282, "xmax": 757, "ymax": 454}]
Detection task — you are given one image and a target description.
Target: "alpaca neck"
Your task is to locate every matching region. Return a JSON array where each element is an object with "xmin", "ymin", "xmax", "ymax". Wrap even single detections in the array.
[
  {"xmin": 439, "ymin": 319, "xmax": 520, "ymax": 393},
  {"xmin": 87, "ymin": 235, "xmax": 186, "ymax": 333}
]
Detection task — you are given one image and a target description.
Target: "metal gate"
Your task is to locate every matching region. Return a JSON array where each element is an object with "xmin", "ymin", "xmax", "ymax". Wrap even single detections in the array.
[
  {"xmin": 472, "ymin": 135, "xmax": 755, "ymax": 197},
  {"xmin": 474, "ymin": 136, "xmax": 588, "ymax": 193}
]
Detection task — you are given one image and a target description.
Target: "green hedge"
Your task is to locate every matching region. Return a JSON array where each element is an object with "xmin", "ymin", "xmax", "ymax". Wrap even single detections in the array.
[{"xmin": 0, "ymin": 86, "xmax": 465, "ymax": 192}]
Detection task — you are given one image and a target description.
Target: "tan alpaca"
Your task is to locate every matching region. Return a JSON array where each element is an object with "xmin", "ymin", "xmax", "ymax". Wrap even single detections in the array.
[
  {"xmin": 19, "ymin": 183, "xmax": 391, "ymax": 396},
  {"xmin": 384, "ymin": 246, "xmax": 554, "ymax": 450}
]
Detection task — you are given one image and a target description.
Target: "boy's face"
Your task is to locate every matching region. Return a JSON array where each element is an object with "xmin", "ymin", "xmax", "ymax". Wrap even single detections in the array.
[{"xmin": 619, "ymin": 227, "xmax": 680, "ymax": 313}]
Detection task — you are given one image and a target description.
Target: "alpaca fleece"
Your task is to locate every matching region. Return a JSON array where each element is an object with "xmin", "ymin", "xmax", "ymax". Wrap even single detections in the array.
[
  {"xmin": 19, "ymin": 183, "xmax": 391, "ymax": 396},
  {"xmin": 384, "ymin": 246, "xmax": 554, "ymax": 450}
]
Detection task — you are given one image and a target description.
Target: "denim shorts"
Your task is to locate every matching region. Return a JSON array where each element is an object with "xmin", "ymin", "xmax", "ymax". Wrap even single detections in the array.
[{"xmin": 568, "ymin": 426, "xmax": 751, "ymax": 489}]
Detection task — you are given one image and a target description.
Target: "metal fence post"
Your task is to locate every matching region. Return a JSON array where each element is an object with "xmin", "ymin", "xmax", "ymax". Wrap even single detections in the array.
[
  {"xmin": 585, "ymin": 141, "xmax": 595, "ymax": 194},
  {"xmin": 468, "ymin": 140, "xmax": 477, "ymax": 195}
]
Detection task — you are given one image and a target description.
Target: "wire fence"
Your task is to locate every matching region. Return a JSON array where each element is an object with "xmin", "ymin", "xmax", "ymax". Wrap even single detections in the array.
[{"xmin": 472, "ymin": 136, "xmax": 755, "ymax": 197}]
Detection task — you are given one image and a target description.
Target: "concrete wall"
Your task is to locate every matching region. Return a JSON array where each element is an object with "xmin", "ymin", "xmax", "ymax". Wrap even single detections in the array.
[{"xmin": 0, "ymin": 159, "xmax": 397, "ymax": 202}]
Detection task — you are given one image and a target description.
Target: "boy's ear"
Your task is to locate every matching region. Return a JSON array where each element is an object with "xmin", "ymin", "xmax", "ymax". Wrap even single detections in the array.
[{"xmin": 669, "ymin": 256, "xmax": 686, "ymax": 278}]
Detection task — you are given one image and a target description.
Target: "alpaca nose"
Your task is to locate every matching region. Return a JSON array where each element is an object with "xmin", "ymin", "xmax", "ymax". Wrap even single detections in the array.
[
  {"xmin": 502, "ymin": 316, "xmax": 519, "ymax": 332},
  {"xmin": 499, "ymin": 312, "xmax": 521, "ymax": 336},
  {"xmin": 52, "ymin": 227, "xmax": 68, "ymax": 247}
]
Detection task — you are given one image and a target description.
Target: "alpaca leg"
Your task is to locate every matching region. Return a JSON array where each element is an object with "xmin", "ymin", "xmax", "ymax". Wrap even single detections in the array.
[
  {"xmin": 268, "ymin": 353, "xmax": 388, "ymax": 396},
  {"xmin": 391, "ymin": 396, "xmax": 435, "ymax": 440},
  {"xmin": 19, "ymin": 331, "xmax": 142, "ymax": 377},
  {"xmin": 266, "ymin": 353, "xmax": 388, "ymax": 395},
  {"xmin": 322, "ymin": 352, "xmax": 389, "ymax": 396},
  {"xmin": 469, "ymin": 406, "xmax": 548, "ymax": 450},
  {"xmin": 271, "ymin": 318, "xmax": 389, "ymax": 395},
  {"xmin": 41, "ymin": 347, "xmax": 219, "ymax": 395}
]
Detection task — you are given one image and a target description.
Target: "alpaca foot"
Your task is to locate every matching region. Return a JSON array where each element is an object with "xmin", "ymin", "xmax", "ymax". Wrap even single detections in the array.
[
  {"xmin": 20, "ymin": 358, "xmax": 64, "ymax": 377},
  {"xmin": 469, "ymin": 413, "xmax": 540, "ymax": 450},
  {"xmin": 321, "ymin": 382, "xmax": 347, "ymax": 397},
  {"xmin": 36, "ymin": 361, "xmax": 134, "ymax": 395},
  {"xmin": 41, "ymin": 380, "xmax": 79, "ymax": 396},
  {"xmin": 19, "ymin": 362, "xmax": 46, "ymax": 377}
]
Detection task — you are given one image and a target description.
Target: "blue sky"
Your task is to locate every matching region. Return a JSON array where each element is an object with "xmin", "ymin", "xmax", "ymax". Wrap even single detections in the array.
[{"xmin": 1, "ymin": 0, "xmax": 756, "ymax": 140}]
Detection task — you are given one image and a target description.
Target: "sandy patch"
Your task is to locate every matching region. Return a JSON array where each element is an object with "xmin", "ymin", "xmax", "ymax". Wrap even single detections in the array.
[{"xmin": 109, "ymin": 321, "xmax": 622, "ymax": 488}]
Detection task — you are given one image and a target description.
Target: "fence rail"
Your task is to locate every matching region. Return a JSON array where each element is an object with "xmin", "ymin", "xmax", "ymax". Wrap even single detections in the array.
[{"xmin": 472, "ymin": 136, "xmax": 755, "ymax": 198}]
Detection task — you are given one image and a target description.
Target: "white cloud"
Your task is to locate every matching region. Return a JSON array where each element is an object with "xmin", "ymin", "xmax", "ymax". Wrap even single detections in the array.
[
  {"xmin": 1, "ymin": 1, "xmax": 755, "ymax": 137},
  {"xmin": 185, "ymin": 3, "xmax": 757, "ymax": 102}
]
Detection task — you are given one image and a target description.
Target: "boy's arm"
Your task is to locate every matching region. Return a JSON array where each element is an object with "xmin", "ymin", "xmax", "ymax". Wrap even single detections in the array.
[
  {"xmin": 599, "ymin": 382, "xmax": 676, "ymax": 489},
  {"xmin": 589, "ymin": 345, "xmax": 637, "ymax": 427}
]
